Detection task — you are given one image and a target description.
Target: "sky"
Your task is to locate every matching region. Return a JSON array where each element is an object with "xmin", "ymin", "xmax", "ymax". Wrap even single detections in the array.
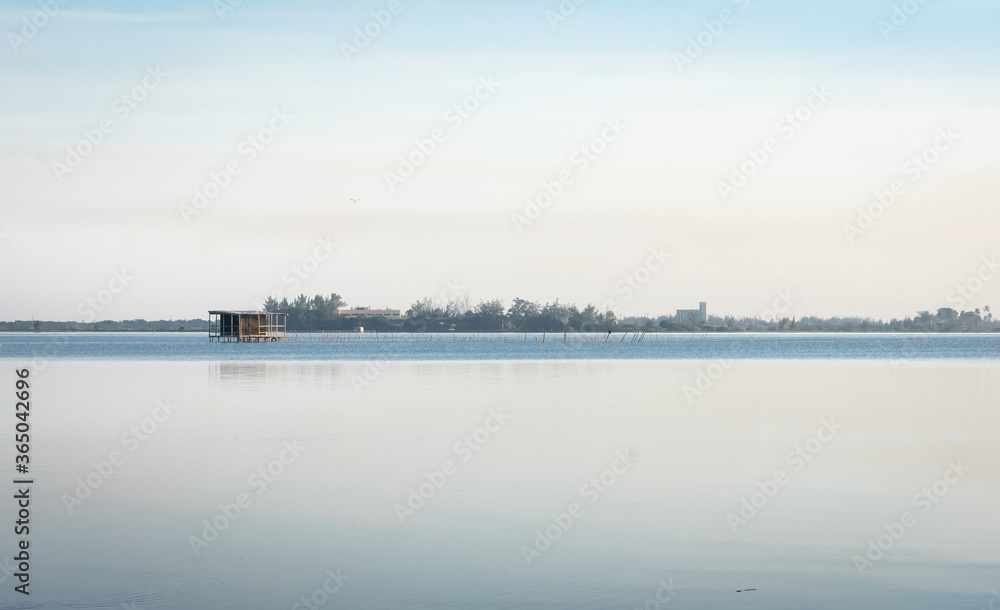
[{"xmin": 1, "ymin": 0, "xmax": 999, "ymax": 321}]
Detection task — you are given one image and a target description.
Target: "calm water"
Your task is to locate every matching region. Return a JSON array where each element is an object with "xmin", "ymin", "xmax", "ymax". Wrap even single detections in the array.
[
  {"xmin": 1, "ymin": 331, "xmax": 999, "ymax": 361},
  {"xmin": 1, "ymin": 336, "xmax": 998, "ymax": 608}
]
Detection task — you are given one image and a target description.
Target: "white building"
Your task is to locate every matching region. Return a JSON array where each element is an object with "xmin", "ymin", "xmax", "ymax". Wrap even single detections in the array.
[{"xmin": 676, "ymin": 302, "xmax": 707, "ymax": 324}]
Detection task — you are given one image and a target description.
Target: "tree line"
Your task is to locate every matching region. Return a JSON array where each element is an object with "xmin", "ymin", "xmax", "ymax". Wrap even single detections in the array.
[
  {"xmin": 713, "ymin": 306, "xmax": 995, "ymax": 333},
  {"xmin": 3, "ymin": 298, "xmax": 994, "ymax": 333},
  {"xmin": 259, "ymin": 294, "xmax": 618, "ymax": 332},
  {"xmin": 404, "ymin": 297, "xmax": 618, "ymax": 332},
  {"xmin": 261, "ymin": 295, "xmax": 996, "ymax": 333},
  {"xmin": 261, "ymin": 293, "xmax": 354, "ymax": 331}
]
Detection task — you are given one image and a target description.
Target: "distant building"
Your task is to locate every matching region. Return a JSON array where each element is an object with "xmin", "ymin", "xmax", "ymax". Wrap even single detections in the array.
[
  {"xmin": 676, "ymin": 302, "xmax": 707, "ymax": 324},
  {"xmin": 209, "ymin": 310, "xmax": 287, "ymax": 342},
  {"xmin": 337, "ymin": 307, "xmax": 402, "ymax": 320}
]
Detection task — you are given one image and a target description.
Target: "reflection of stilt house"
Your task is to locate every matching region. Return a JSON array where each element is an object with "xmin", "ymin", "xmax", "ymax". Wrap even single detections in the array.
[{"xmin": 208, "ymin": 311, "xmax": 287, "ymax": 342}]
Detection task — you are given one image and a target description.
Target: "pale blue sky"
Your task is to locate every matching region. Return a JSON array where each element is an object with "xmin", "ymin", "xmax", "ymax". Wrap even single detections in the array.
[{"xmin": 1, "ymin": 0, "xmax": 999, "ymax": 320}]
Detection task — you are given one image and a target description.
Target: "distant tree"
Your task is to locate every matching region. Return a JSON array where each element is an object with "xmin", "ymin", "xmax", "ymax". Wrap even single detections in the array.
[
  {"xmin": 569, "ymin": 304, "xmax": 602, "ymax": 331},
  {"xmin": 328, "ymin": 293, "xmax": 346, "ymax": 311},
  {"xmin": 601, "ymin": 308, "xmax": 618, "ymax": 328},
  {"xmin": 406, "ymin": 297, "xmax": 439, "ymax": 319},
  {"xmin": 936, "ymin": 307, "xmax": 958, "ymax": 321},
  {"xmin": 959, "ymin": 310, "xmax": 982, "ymax": 331},
  {"xmin": 914, "ymin": 310, "xmax": 933, "ymax": 329},
  {"xmin": 507, "ymin": 298, "xmax": 540, "ymax": 320},
  {"xmin": 473, "ymin": 299, "xmax": 506, "ymax": 330},
  {"xmin": 932, "ymin": 308, "xmax": 955, "ymax": 331},
  {"xmin": 404, "ymin": 297, "xmax": 443, "ymax": 332},
  {"xmin": 444, "ymin": 296, "xmax": 471, "ymax": 320},
  {"xmin": 541, "ymin": 300, "xmax": 572, "ymax": 321}
]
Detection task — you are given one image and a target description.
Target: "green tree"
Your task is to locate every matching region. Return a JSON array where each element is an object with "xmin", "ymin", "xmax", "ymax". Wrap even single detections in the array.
[
  {"xmin": 473, "ymin": 299, "xmax": 506, "ymax": 330},
  {"xmin": 936, "ymin": 308, "xmax": 958, "ymax": 320},
  {"xmin": 406, "ymin": 297, "xmax": 439, "ymax": 319},
  {"xmin": 959, "ymin": 310, "xmax": 982, "ymax": 331},
  {"xmin": 914, "ymin": 310, "xmax": 933, "ymax": 329}
]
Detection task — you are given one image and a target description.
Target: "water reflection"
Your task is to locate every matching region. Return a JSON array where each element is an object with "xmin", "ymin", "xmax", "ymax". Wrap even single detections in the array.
[{"xmin": 11, "ymin": 360, "xmax": 1000, "ymax": 609}]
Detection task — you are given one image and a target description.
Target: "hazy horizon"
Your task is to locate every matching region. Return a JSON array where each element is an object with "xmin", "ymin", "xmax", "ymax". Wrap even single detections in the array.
[{"xmin": 0, "ymin": 291, "xmax": 985, "ymax": 325}]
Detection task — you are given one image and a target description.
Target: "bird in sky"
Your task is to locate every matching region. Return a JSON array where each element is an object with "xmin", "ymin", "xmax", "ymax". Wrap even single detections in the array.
[{"xmin": 349, "ymin": 198, "xmax": 360, "ymax": 203}]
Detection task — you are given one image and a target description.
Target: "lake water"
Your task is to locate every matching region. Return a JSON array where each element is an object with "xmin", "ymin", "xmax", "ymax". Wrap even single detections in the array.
[
  {"xmin": 1, "ymin": 331, "xmax": 999, "ymax": 362},
  {"xmin": 1, "ymin": 334, "xmax": 998, "ymax": 608}
]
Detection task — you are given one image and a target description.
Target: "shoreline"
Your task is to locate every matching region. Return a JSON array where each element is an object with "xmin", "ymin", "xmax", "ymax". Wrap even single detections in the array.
[{"xmin": 2, "ymin": 329, "xmax": 999, "ymax": 335}]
